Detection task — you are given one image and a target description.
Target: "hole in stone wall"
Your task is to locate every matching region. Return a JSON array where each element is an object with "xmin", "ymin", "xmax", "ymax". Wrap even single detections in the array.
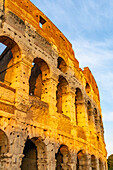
[
  {"xmin": 39, "ymin": 16, "xmax": 46, "ymax": 28},
  {"xmin": 85, "ymin": 82, "xmax": 91, "ymax": 95}
]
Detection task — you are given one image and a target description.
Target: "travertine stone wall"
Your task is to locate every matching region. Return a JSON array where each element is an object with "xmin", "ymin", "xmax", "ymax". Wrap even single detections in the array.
[{"xmin": 0, "ymin": 0, "xmax": 107, "ymax": 169}]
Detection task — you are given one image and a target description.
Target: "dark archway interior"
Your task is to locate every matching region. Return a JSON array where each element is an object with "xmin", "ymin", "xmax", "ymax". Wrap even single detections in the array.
[
  {"xmin": 0, "ymin": 44, "xmax": 13, "ymax": 84},
  {"xmin": 55, "ymin": 145, "xmax": 70, "ymax": 170},
  {"xmin": 75, "ymin": 88, "xmax": 83, "ymax": 125},
  {"xmin": 0, "ymin": 36, "xmax": 20, "ymax": 85},
  {"xmin": 77, "ymin": 150, "xmax": 87, "ymax": 170},
  {"xmin": 21, "ymin": 139, "xmax": 38, "ymax": 170},
  {"xmin": 29, "ymin": 58, "xmax": 50, "ymax": 99},
  {"xmin": 57, "ymin": 57, "xmax": 67, "ymax": 73},
  {"xmin": 56, "ymin": 76, "xmax": 68, "ymax": 113},
  {"xmin": 87, "ymin": 101, "xmax": 92, "ymax": 123},
  {"xmin": 91, "ymin": 155, "xmax": 96, "ymax": 170},
  {"xmin": 85, "ymin": 82, "xmax": 90, "ymax": 95},
  {"xmin": 29, "ymin": 63, "xmax": 42, "ymax": 97},
  {"xmin": 0, "ymin": 129, "xmax": 9, "ymax": 155}
]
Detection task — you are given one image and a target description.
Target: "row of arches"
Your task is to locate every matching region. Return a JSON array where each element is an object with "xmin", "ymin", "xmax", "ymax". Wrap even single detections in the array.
[
  {"xmin": 0, "ymin": 36, "xmax": 91, "ymax": 96},
  {"xmin": 0, "ymin": 36, "xmax": 103, "ymax": 134},
  {"xmin": 0, "ymin": 129, "xmax": 105, "ymax": 170}
]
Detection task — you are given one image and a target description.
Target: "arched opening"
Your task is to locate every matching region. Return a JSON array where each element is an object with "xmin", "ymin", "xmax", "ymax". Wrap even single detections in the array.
[
  {"xmin": 75, "ymin": 88, "xmax": 83, "ymax": 125},
  {"xmin": 85, "ymin": 82, "xmax": 91, "ymax": 95},
  {"xmin": 0, "ymin": 129, "xmax": 9, "ymax": 155},
  {"xmin": 21, "ymin": 138, "xmax": 47, "ymax": 170},
  {"xmin": 56, "ymin": 76, "xmax": 68, "ymax": 114},
  {"xmin": 99, "ymin": 159, "xmax": 103, "ymax": 170},
  {"xmin": 0, "ymin": 36, "xmax": 20, "ymax": 86},
  {"xmin": 99, "ymin": 116, "xmax": 104, "ymax": 137},
  {"xmin": 91, "ymin": 155, "xmax": 97, "ymax": 170},
  {"xmin": 57, "ymin": 57, "xmax": 67, "ymax": 73},
  {"xmin": 94, "ymin": 108, "xmax": 98, "ymax": 130},
  {"xmin": 55, "ymin": 145, "xmax": 71, "ymax": 170},
  {"xmin": 21, "ymin": 139, "xmax": 38, "ymax": 170},
  {"xmin": 87, "ymin": 101, "xmax": 92, "ymax": 125},
  {"xmin": 29, "ymin": 58, "xmax": 50, "ymax": 99},
  {"xmin": 34, "ymin": 138, "xmax": 47, "ymax": 170},
  {"xmin": 76, "ymin": 150, "xmax": 87, "ymax": 170}
]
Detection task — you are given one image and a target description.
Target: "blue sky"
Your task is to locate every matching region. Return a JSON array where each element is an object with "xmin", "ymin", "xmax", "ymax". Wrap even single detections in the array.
[
  {"xmin": 0, "ymin": 0, "xmax": 113, "ymax": 157},
  {"xmin": 30, "ymin": 0, "xmax": 113, "ymax": 157}
]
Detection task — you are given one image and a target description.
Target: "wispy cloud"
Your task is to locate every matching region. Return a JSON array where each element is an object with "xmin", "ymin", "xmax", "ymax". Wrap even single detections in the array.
[
  {"xmin": 72, "ymin": 37, "xmax": 113, "ymax": 119},
  {"xmin": 72, "ymin": 37, "xmax": 113, "ymax": 69}
]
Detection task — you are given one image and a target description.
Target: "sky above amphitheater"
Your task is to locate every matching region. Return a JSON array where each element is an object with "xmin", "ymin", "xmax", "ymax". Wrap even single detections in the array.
[{"xmin": 30, "ymin": 0, "xmax": 113, "ymax": 156}]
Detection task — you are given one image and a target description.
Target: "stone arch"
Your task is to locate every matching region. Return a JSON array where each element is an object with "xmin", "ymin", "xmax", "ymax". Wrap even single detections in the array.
[
  {"xmin": 85, "ymin": 82, "xmax": 91, "ymax": 95},
  {"xmin": 87, "ymin": 101, "xmax": 93, "ymax": 125},
  {"xmin": 93, "ymin": 108, "xmax": 98, "ymax": 130},
  {"xmin": 76, "ymin": 150, "xmax": 88, "ymax": 170},
  {"xmin": 0, "ymin": 129, "xmax": 9, "ymax": 155},
  {"xmin": 99, "ymin": 158, "xmax": 103, "ymax": 170},
  {"xmin": 0, "ymin": 36, "xmax": 20, "ymax": 86},
  {"xmin": 21, "ymin": 137, "xmax": 47, "ymax": 170},
  {"xmin": 29, "ymin": 57, "xmax": 50, "ymax": 98},
  {"xmin": 75, "ymin": 88, "xmax": 83, "ymax": 125},
  {"xmin": 91, "ymin": 155, "xmax": 97, "ymax": 170},
  {"xmin": 0, "ymin": 129, "xmax": 9, "ymax": 169},
  {"xmin": 21, "ymin": 139, "xmax": 38, "ymax": 170},
  {"xmin": 56, "ymin": 75, "xmax": 68, "ymax": 114},
  {"xmin": 57, "ymin": 57, "xmax": 67, "ymax": 73},
  {"xmin": 32, "ymin": 137, "xmax": 47, "ymax": 170},
  {"xmin": 55, "ymin": 144, "xmax": 71, "ymax": 170},
  {"xmin": 99, "ymin": 115, "xmax": 104, "ymax": 136}
]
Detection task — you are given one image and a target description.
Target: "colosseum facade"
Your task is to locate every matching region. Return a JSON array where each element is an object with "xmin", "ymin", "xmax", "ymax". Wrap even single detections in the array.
[{"xmin": 0, "ymin": 0, "xmax": 107, "ymax": 169}]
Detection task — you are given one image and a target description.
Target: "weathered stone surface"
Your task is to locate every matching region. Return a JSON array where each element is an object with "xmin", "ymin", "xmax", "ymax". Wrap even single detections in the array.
[{"xmin": 0, "ymin": 0, "xmax": 107, "ymax": 170}]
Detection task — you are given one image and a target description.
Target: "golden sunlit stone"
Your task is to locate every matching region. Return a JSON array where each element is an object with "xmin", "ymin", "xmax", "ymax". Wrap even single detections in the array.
[{"xmin": 0, "ymin": 0, "xmax": 107, "ymax": 169}]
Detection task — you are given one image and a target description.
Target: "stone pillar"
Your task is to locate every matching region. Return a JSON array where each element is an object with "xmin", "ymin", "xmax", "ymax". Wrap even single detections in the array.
[
  {"xmin": 85, "ymin": 154, "xmax": 92, "ymax": 170},
  {"xmin": 0, "ymin": 153, "xmax": 23, "ymax": 170},
  {"xmin": 67, "ymin": 90, "xmax": 76, "ymax": 123},
  {"xmin": 76, "ymin": 100, "xmax": 88, "ymax": 128},
  {"xmin": 0, "ymin": 153, "xmax": 12, "ymax": 170},
  {"xmin": 11, "ymin": 55, "xmax": 32, "ymax": 120},
  {"xmin": 46, "ymin": 143, "xmax": 56, "ymax": 170},
  {"xmin": 69, "ymin": 152, "xmax": 77, "ymax": 170},
  {"xmin": 0, "ymin": 0, "xmax": 4, "ymax": 27},
  {"xmin": 78, "ymin": 153, "xmax": 91, "ymax": 170},
  {"xmin": 62, "ymin": 87, "xmax": 75, "ymax": 119},
  {"xmin": 37, "ymin": 159, "xmax": 47, "ymax": 170},
  {"xmin": 90, "ymin": 156, "xmax": 99, "ymax": 170},
  {"xmin": 41, "ymin": 76, "xmax": 58, "ymax": 116}
]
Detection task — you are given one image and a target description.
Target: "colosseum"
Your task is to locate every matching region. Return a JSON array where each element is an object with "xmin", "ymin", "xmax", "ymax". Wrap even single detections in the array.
[{"xmin": 0, "ymin": 0, "xmax": 107, "ymax": 169}]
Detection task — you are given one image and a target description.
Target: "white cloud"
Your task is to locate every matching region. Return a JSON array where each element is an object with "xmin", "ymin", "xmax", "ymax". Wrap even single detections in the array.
[{"xmin": 72, "ymin": 37, "xmax": 113, "ymax": 69}]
